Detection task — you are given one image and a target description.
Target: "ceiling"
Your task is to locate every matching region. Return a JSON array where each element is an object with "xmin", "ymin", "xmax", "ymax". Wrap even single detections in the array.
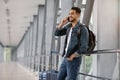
[{"xmin": 0, "ymin": 0, "xmax": 45, "ymax": 47}]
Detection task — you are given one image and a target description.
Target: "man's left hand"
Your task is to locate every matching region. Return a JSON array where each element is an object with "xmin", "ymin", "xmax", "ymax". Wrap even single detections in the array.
[{"xmin": 67, "ymin": 53, "xmax": 77, "ymax": 61}]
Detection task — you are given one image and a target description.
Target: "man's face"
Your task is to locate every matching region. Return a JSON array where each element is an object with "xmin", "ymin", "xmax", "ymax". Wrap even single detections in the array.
[{"xmin": 68, "ymin": 10, "xmax": 80, "ymax": 22}]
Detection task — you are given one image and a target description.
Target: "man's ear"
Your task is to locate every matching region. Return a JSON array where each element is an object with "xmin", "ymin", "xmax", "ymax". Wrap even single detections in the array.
[
  {"xmin": 77, "ymin": 13, "xmax": 80, "ymax": 18},
  {"xmin": 78, "ymin": 14, "xmax": 80, "ymax": 17}
]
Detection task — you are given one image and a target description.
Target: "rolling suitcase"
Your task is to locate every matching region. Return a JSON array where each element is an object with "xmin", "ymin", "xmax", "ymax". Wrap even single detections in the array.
[
  {"xmin": 39, "ymin": 50, "xmax": 59, "ymax": 80},
  {"xmin": 39, "ymin": 70, "xmax": 58, "ymax": 80}
]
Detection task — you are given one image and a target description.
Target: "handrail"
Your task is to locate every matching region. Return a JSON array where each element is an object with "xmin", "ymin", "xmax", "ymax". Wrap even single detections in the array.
[
  {"xmin": 81, "ymin": 49, "xmax": 120, "ymax": 55},
  {"xmin": 78, "ymin": 72, "xmax": 111, "ymax": 80},
  {"xmin": 51, "ymin": 49, "xmax": 120, "ymax": 54},
  {"xmin": 35, "ymin": 49, "xmax": 120, "ymax": 57}
]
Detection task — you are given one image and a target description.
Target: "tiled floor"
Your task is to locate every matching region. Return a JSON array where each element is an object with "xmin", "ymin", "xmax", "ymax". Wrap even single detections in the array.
[{"xmin": 0, "ymin": 62, "xmax": 38, "ymax": 80}]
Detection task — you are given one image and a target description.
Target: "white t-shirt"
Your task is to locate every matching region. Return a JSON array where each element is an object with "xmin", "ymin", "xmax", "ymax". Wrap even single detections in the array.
[{"xmin": 65, "ymin": 28, "xmax": 72, "ymax": 56}]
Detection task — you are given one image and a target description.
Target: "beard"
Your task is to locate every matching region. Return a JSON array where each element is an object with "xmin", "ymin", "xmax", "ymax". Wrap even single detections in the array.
[{"xmin": 69, "ymin": 17, "xmax": 75, "ymax": 22}]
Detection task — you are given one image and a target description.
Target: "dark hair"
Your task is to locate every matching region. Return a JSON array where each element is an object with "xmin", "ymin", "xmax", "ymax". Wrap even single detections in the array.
[{"xmin": 71, "ymin": 7, "xmax": 81, "ymax": 14}]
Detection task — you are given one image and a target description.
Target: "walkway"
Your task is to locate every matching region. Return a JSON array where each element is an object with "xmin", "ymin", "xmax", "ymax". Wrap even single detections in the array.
[{"xmin": 0, "ymin": 62, "xmax": 38, "ymax": 80}]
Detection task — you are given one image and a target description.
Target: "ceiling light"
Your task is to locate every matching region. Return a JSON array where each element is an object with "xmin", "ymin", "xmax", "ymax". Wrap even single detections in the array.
[
  {"xmin": 7, "ymin": 19, "xmax": 10, "ymax": 24},
  {"xmin": 6, "ymin": 8, "xmax": 10, "ymax": 17}
]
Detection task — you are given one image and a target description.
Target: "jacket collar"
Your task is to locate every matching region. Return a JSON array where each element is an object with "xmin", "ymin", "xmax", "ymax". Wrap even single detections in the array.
[{"xmin": 71, "ymin": 20, "xmax": 81, "ymax": 29}]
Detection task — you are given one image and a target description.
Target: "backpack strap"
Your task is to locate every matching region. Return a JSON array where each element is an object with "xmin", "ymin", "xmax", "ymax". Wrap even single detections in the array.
[{"xmin": 77, "ymin": 24, "xmax": 84, "ymax": 52}]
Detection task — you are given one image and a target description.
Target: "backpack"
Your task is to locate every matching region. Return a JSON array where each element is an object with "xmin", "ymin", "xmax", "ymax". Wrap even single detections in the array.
[{"xmin": 77, "ymin": 24, "xmax": 96, "ymax": 56}]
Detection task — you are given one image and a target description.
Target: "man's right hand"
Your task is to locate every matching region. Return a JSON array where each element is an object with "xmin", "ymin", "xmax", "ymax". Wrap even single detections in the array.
[{"xmin": 58, "ymin": 17, "xmax": 68, "ymax": 29}]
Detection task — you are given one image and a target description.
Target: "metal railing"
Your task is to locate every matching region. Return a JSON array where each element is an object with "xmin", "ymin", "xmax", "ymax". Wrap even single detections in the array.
[
  {"xmin": 78, "ymin": 49, "xmax": 119, "ymax": 80},
  {"xmin": 17, "ymin": 49, "xmax": 120, "ymax": 80},
  {"xmin": 78, "ymin": 72, "xmax": 111, "ymax": 80}
]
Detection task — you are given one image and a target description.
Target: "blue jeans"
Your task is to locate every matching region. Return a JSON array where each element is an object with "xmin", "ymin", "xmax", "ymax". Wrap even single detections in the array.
[{"xmin": 57, "ymin": 57, "xmax": 82, "ymax": 80}]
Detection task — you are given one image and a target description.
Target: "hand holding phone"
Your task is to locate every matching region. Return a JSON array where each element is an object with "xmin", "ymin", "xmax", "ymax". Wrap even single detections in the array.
[{"xmin": 58, "ymin": 17, "xmax": 69, "ymax": 29}]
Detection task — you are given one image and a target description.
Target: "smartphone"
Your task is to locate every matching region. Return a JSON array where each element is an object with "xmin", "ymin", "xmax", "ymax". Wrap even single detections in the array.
[{"xmin": 67, "ymin": 17, "xmax": 70, "ymax": 22}]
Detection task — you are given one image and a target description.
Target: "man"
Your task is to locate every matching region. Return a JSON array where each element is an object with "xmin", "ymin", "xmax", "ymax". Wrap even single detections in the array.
[{"xmin": 55, "ymin": 7, "xmax": 89, "ymax": 80}]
